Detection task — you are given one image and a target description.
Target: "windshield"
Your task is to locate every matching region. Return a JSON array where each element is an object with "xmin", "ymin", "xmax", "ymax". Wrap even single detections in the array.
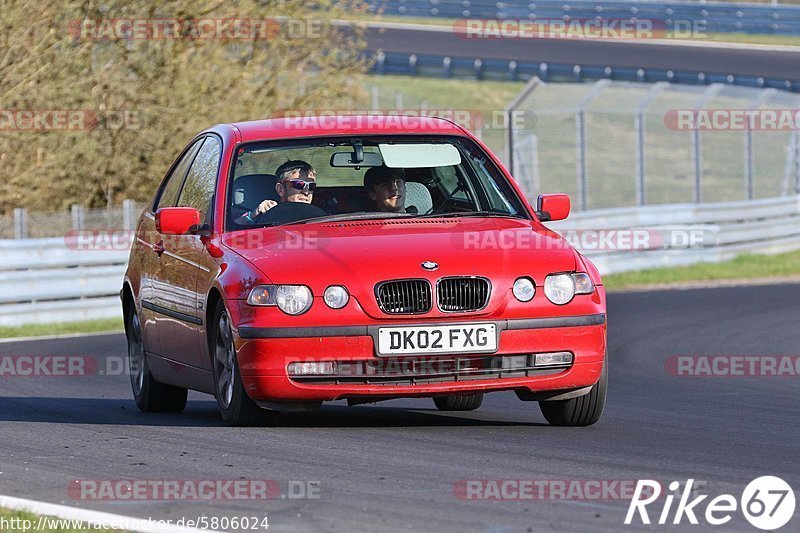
[{"xmin": 226, "ymin": 136, "xmax": 528, "ymax": 230}]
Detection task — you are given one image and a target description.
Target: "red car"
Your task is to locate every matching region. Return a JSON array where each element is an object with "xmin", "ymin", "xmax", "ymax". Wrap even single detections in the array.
[{"xmin": 122, "ymin": 115, "xmax": 607, "ymax": 426}]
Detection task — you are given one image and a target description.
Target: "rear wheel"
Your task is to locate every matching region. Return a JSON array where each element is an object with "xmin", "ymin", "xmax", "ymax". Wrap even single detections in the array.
[
  {"xmin": 126, "ymin": 303, "xmax": 187, "ymax": 413},
  {"xmin": 539, "ymin": 360, "xmax": 607, "ymax": 426},
  {"xmin": 212, "ymin": 300, "xmax": 278, "ymax": 427},
  {"xmin": 433, "ymin": 393, "xmax": 484, "ymax": 411}
]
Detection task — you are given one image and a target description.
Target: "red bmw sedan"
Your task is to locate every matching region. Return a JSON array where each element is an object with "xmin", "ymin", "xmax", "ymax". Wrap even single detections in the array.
[{"xmin": 122, "ymin": 115, "xmax": 607, "ymax": 426}]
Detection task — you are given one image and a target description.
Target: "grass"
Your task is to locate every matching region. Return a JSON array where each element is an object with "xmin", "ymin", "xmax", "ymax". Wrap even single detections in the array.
[
  {"xmin": 603, "ymin": 249, "xmax": 800, "ymax": 291},
  {"xmin": 0, "ymin": 508, "xmax": 117, "ymax": 532},
  {"xmin": 0, "ymin": 317, "xmax": 123, "ymax": 339},
  {"xmin": 349, "ymin": 13, "xmax": 800, "ymax": 47},
  {"xmin": 361, "ymin": 74, "xmax": 523, "ymax": 157}
]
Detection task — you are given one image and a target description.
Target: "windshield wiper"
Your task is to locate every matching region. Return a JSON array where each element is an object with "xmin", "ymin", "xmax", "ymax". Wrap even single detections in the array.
[
  {"xmin": 413, "ymin": 210, "xmax": 526, "ymax": 220},
  {"xmin": 275, "ymin": 211, "xmax": 414, "ymax": 227}
]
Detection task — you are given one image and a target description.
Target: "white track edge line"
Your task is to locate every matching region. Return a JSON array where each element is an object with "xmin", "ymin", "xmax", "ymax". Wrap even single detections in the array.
[{"xmin": 0, "ymin": 494, "xmax": 223, "ymax": 533}]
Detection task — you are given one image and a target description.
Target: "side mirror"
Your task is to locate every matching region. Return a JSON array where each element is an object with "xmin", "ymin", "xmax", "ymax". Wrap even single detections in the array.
[
  {"xmin": 536, "ymin": 194, "xmax": 570, "ymax": 222},
  {"xmin": 156, "ymin": 207, "xmax": 201, "ymax": 235}
]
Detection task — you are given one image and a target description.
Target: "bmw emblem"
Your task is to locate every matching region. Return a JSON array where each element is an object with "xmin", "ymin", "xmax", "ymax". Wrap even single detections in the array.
[{"xmin": 421, "ymin": 261, "xmax": 439, "ymax": 271}]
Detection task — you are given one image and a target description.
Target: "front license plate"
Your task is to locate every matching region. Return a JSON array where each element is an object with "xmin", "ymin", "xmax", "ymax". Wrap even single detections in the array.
[{"xmin": 377, "ymin": 323, "xmax": 498, "ymax": 356}]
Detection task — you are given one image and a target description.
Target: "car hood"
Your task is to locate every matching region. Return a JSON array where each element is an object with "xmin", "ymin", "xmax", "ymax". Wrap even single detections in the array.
[{"xmin": 222, "ymin": 217, "xmax": 576, "ymax": 319}]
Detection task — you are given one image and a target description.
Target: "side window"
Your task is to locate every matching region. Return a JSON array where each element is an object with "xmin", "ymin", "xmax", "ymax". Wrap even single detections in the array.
[
  {"xmin": 177, "ymin": 136, "xmax": 221, "ymax": 223},
  {"xmin": 155, "ymin": 140, "xmax": 202, "ymax": 210},
  {"xmin": 435, "ymin": 166, "xmax": 469, "ymax": 201}
]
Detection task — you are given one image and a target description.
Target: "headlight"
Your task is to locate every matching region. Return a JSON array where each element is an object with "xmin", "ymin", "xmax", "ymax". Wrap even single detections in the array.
[
  {"xmin": 323, "ymin": 285, "xmax": 349, "ymax": 309},
  {"xmin": 512, "ymin": 277, "xmax": 535, "ymax": 302},
  {"xmin": 544, "ymin": 274, "xmax": 576, "ymax": 305},
  {"xmin": 248, "ymin": 285, "xmax": 313, "ymax": 315},
  {"xmin": 275, "ymin": 285, "xmax": 313, "ymax": 315},
  {"xmin": 544, "ymin": 273, "xmax": 595, "ymax": 305}
]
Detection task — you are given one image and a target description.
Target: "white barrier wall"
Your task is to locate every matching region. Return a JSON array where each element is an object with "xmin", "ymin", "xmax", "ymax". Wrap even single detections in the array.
[{"xmin": 2, "ymin": 195, "xmax": 799, "ymax": 326}]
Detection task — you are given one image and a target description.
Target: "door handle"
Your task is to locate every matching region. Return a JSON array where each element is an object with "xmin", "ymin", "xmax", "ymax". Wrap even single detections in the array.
[{"xmin": 153, "ymin": 240, "xmax": 165, "ymax": 257}]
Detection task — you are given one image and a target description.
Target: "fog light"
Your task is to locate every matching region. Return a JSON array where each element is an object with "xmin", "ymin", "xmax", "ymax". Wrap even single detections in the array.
[
  {"xmin": 534, "ymin": 352, "xmax": 574, "ymax": 367},
  {"xmin": 512, "ymin": 277, "xmax": 535, "ymax": 302},
  {"xmin": 287, "ymin": 362, "xmax": 336, "ymax": 376},
  {"xmin": 323, "ymin": 285, "xmax": 349, "ymax": 309}
]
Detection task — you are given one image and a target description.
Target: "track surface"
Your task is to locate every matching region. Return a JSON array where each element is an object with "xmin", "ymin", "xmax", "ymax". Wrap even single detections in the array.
[
  {"xmin": 1, "ymin": 284, "xmax": 799, "ymax": 532},
  {"xmin": 366, "ymin": 25, "xmax": 800, "ymax": 80}
]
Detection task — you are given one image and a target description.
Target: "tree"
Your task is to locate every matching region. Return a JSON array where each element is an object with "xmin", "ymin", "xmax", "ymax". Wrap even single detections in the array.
[{"xmin": 0, "ymin": 0, "xmax": 368, "ymax": 213}]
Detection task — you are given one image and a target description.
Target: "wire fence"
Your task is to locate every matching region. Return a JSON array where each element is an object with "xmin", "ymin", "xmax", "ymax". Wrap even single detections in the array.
[
  {"xmin": 508, "ymin": 79, "xmax": 800, "ymax": 210},
  {"xmin": 1, "ymin": 201, "xmax": 141, "ymax": 240}
]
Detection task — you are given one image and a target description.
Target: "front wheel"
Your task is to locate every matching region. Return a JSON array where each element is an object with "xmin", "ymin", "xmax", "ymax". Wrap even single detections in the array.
[
  {"xmin": 211, "ymin": 300, "xmax": 278, "ymax": 427},
  {"xmin": 539, "ymin": 360, "xmax": 607, "ymax": 427},
  {"xmin": 126, "ymin": 303, "xmax": 187, "ymax": 413},
  {"xmin": 433, "ymin": 393, "xmax": 483, "ymax": 411}
]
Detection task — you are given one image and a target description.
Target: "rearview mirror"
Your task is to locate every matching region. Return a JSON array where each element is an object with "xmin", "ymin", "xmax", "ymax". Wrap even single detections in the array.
[
  {"xmin": 330, "ymin": 151, "xmax": 383, "ymax": 167},
  {"xmin": 536, "ymin": 194, "xmax": 570, "ymax": 222},
  {"xmin": 156, "ymin": 207, "xmax": 201, "ymax": 235}
]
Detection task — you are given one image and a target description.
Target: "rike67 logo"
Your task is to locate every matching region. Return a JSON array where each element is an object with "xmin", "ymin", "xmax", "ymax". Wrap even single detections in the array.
[{"xmin": 626, "ymin": 477, "xmax": 795, "ymax": 530}]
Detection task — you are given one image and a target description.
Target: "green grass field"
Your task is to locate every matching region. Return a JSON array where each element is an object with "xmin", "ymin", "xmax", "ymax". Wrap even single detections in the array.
[
  {"xmin": 0, "ymin": 317, "xmax": 123, "ymax": 339},
  {"xmin": 602, "ymin": 249, "xmax": 800, "ymax": 290}
]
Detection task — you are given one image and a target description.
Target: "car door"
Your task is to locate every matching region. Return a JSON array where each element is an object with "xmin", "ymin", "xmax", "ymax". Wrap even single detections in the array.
[
  {"xmin": 154, "ymin": 135, "xmax": 222, "ymax": 369},
  {"xmin": 138, "ymin": 138, "xmax": 203, "ymax": 357}
]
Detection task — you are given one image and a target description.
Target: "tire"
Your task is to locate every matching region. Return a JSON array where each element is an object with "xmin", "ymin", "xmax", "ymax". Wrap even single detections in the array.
[
  {"xmin": 433, "ymin": 393, "xmax": 484, "ymax": 411},
  {"xmin": 539, "ymin": 360, "xmax": 607, "ymax": 427},
  {"xmin": 211, "ymin": 300, "xmax": 278, "ymax": 427},
  {"xmin": 126, "ymin": 302, "xmax": 187, "ymax": 413}
]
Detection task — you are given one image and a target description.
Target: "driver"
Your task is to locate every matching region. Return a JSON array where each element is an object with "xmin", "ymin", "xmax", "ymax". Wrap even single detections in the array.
[{"xmin": 237, "ymin": 160, "xmax": 326, "ymax": 225}]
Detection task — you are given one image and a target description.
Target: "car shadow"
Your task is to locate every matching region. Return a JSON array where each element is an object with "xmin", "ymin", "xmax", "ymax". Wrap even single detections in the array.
[{"xmin": 0, "ymin": 397, "xmax": 547, "ymax": 427}]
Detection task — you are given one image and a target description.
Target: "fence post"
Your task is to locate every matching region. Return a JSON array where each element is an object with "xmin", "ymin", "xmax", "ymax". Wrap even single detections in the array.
[
  {"xmin": 371, "ymin": 84, "xmax": 379, "ymax": 110},
  {"xmin": 13, "ymin": 208, "xmax": 28, "ymax": 239},
  {"xmin": 745, "ymin": 128, "xmax": 754, "ymax": 200},
  {"xmin": 71, "ymin": 204, "xmax": 85, "ymax": 232},
  {"xmin": 691, "ymin": 84, "xmax": 724, "ymax": 204},
  {"xmin": 395, "ymin": 91, "xmax": 403, "ymax": 111},
  {"xmin": 123, "ymin": 199, "xmax": 138, "ymax": 231},
  {"xmin": 692, "ymin": 128, "xmax": 702, "ymax": 203},
  {"xmin": 634, "ymin": 82, "xmax": 669, "ymax": 206},
  {"xmin": 504, "ymin": 76, "xmax": 543, "ymax": 175},
  {"xmin": 795, "ymin": 133, "xmax": 800, "ymax": 195},
  {"xmin": 574, "ymin": 80, "xmax": 611, "ymax": 211},
  {"xmin": 576, "ymin": 110, "xmax": 588, "ymax": 211}
]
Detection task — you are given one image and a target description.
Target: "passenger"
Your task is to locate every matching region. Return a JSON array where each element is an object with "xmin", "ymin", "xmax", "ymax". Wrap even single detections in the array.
[{"xmin": 363, "ymin": 166, "xmax": 407, "ymax": 213}]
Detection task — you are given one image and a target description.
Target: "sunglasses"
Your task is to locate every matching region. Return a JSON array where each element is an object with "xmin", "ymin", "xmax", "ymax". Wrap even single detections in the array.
[{"xmin": 282, "ymin": 179, "xmax": 317, "ymax": 193}]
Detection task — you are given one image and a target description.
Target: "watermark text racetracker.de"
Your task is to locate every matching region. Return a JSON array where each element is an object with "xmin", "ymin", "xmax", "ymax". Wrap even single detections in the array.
[
  {"xmin": 665, "ymin": 355, "xmax": 800, "ymax": 377},
  {"xmin": 276, "ymin": 109, "xmax": 536, "ymax": 132},
  {"xmin": 454, "ymin": 479, "xmax": 663, "ymax": 501},
  {"xmin": 67, "ymin": 18, "xmax": 323, "ymax": 41},
  {"xmin": 0, "ymin": 110, "xmax": 139, "ymax": 131},
  {"xmin": 458, "ymin": 226, "xmax": 718, "ymax": 252},
  {"xmin": 0, "ymin": 355, "xmax": 100, "ymax": 377},
  {"xmin": 665, "ymin": 109, "xmax": 800, "ymax": 131},
  {"xmin": 68, "ymin": 479, "xmax": 321, "ymax": 500},
  {"xmin": 453, "ymin": 18, "xmax": 707, "ymax": 40}
]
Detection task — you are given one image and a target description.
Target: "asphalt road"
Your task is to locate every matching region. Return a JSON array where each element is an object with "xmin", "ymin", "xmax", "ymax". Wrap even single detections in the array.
[
  {"xmin": 366, "ymin": 25, "xmax": 800, "ymax": 80},
  {"xmin": 1, "ymin": 284, "xmax": 799, "ymax": 532}
]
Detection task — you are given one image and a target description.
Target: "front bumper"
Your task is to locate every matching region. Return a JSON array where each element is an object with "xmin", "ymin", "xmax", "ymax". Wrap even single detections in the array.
[{"xmin": 234, "ymin": 314, "xmax": 607, "ymax": 402}]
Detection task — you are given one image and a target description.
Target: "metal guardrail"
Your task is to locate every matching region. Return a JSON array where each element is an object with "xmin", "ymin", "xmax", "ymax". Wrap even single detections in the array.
[
  {"xmin": 1, "ymin": 195, "xmax": 799, "ymax": 326},
  {"xmin": 371, "ymin": 51, "xmax": 800, "ymax": 92},
  {"xmin": 368, "ymin": 0, "xmax": 800, "ymax": 35}
]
